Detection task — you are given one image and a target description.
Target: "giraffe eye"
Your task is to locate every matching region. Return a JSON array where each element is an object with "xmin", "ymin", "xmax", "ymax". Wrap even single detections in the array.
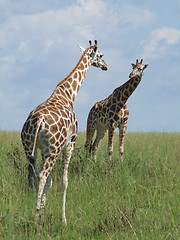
[
  {"xmin": 100, "ymin": 54, "xmax": 103, "ymax": 58},
  {"xmin": 138, "ymin": 68, "xmax": 142, "ymax": 71}
]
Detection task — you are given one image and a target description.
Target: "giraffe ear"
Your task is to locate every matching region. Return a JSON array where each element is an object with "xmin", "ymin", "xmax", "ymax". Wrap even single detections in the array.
[
  {"xmin": 78, "ymin": 45, "xmax": 86, "ymax": 52},
  {"xmin": 131, "ymin": 63, "xmax": 136, "ymax": 69},
  {"xmin": 143, "ymin": 64, "xmax": 148, "ymax": 69}
]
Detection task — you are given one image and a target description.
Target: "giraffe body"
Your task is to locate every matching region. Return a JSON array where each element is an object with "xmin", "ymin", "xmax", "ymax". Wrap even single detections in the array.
[
  {"xmin": 21, "ymin": 41, "xmax": 107, "ymax": 224},
  {"xmin": 85, "ymin": 97, "xmax": 129, "ymax": 162},
  {"xmin": 85, "ymin": 59, "xmax": 148, "ymax": 161}
]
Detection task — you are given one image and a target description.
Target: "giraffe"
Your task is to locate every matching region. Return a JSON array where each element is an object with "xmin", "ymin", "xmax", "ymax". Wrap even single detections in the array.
[
  {"xmin": 21, "ymin": 40, "xmax": 108, "ymax": 224},
  {"xmin": 85, "ymin": 59, "xmax": 148, "ymax": 162}
]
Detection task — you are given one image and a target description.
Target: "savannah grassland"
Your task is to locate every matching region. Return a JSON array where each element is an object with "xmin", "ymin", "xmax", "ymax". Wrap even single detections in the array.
[{"xmin": 0, "ymin": 131, "xmax": 179, "ymax": 240}]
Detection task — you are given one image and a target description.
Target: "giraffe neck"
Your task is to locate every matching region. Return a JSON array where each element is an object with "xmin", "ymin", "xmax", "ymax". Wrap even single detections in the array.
[
  {"xmin": 52, "ymin": 49, "xmax": 92, "ymax": 103},
  {"xmin": 112, "ymin": 75, "xmax": 142, "ymax": 108}
]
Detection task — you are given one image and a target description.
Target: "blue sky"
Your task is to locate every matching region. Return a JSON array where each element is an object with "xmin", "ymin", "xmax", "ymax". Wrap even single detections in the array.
[{"xmin": 0, "ymin": 0, "xmax": 180, "ymax": 132}]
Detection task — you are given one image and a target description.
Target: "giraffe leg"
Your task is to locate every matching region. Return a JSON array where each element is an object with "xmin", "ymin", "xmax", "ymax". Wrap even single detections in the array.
[
  {"xmin": 41, "ymin": 175, "xmax": 52, "ymax": 210},
  {"xmin": 36, "ymin": 156, "xmax": 56, "ymax": 214},
  {"xmin": 85, "ymin": 124, "xmax": 95, "ymax": 156},
  {"xmin": 40, "ymin": 153, "xmax": 52, "ymax": 209},
  {"xmin": 108, "ymin": 126, "xmax": 115, "ymax": 161},
  {"xmin": 36, "ymin": 176, "xmax": 46, "ymax": 214},
  {"xmin": 91, "ymin": 126, "xmax": 106, "ymax": 160},
  {"xmin": 61, "ymin": 142, "xmax": 75, "ymax": 224},
  {"xmin": 119, "ymin": 120, "xmax": 127, "ymax": 162}
]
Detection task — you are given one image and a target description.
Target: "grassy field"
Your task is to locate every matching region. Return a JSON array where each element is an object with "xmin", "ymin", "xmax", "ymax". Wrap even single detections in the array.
[{"xmin": 0, "ymin": 131, "xmax": 179, "ymax": 239}]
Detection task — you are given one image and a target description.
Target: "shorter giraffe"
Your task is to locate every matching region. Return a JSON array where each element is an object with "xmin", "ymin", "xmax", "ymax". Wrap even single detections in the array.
[{"xmin": 85, "ymin": 59, "xmax": 148, "ymax": 162}]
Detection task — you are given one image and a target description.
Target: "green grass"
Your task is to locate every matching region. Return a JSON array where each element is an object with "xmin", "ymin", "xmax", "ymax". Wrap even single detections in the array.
[{"xmin": 0, "ymin": 131, "xmax": 179, "ymax": 239}]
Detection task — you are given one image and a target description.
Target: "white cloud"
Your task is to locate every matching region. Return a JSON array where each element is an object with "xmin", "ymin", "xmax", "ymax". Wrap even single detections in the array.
[
  {"xmin": 152, "ymin": 27, "xmax": 180, "ymax": 44},
  {"xmin": 0, "ymin": 0, "xmax": 155, "ymax": 48},
  {"xmin": 0, "ymin": 0, "xmax": 155, "ymax": 83},
  {"xmin": 142, "ymin": 27, "xmax": 180, "ymax": 60}
]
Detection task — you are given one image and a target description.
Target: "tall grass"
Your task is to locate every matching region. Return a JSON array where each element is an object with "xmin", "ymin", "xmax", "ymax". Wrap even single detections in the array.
[{"xmin": 0, "ymin": 131, "xmax": 179, "ymax": 239}]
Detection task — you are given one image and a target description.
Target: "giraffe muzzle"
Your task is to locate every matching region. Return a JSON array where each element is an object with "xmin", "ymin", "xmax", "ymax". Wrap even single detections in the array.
[{"xmin": 102, "ymin": 65, "xmax": 108, "ymax": 71}]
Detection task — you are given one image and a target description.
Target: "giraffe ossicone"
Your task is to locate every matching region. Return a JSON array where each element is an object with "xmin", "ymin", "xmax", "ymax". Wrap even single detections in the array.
[
  {"xmin": 85, "ymin": 59, "xmax": 148, "ymax": 162},
  {"xmin": 21, "ymin": 40, "xmax": 108, "ymax": 224}
]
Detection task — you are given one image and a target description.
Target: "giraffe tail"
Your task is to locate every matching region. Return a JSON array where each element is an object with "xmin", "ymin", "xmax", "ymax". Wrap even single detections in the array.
[{"xmin": 28, "ymin": 155, "xmax": 39, "ymax": 189}]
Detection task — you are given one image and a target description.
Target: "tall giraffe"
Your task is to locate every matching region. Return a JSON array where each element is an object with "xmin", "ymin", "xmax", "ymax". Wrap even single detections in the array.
[
  {"xmin": 85, "ymin": 59, "xmax": 148, "ymax": 162},
  {"xmin": 21, "ymin": 40, "xmax": 108, "ymax": 224}
]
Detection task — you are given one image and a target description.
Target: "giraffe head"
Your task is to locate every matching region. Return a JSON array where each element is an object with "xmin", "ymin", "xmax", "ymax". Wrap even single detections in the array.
[
  {"xmin": 129, "ymin": 59, "xmax": 148, "ymax": 78},
  {"xmin": 79, "ymin": 40, "xmax": 108, "ymax": 71}
]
